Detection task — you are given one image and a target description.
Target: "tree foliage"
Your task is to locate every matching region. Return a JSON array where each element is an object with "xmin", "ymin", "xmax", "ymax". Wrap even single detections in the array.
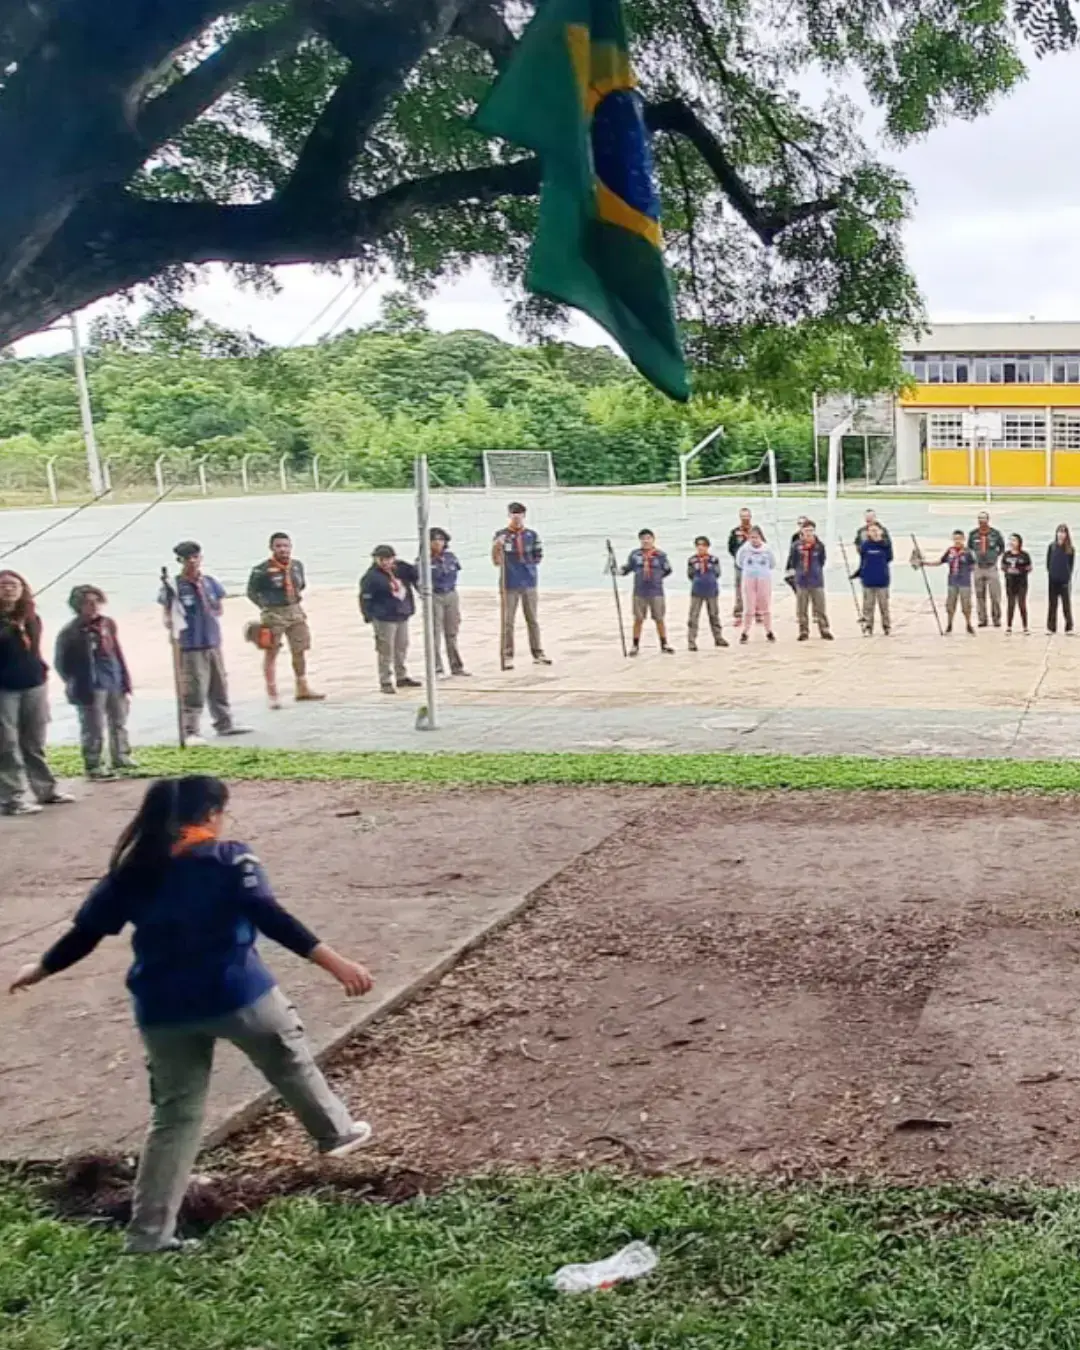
[
  {"xmin": 0, "ymin": 0, "xmax": 1067, "ymax": 376},
  {"xmin": 0, "ymin": 303, "xmax": 819, "ymax": 493}
]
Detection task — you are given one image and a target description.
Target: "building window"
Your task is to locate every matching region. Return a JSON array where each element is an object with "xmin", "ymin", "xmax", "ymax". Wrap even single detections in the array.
[
  {"xmin": 956, "ymin": 362, "xmax": 970, "ymax": 382},
  {"xmin": 928, "ymin": 414, "xmax": 967, "ymax": 448},
  {"xmin": 1053, "ymin": 413, "xmax": 1080, "ymax": 449},
  {"xmin": 1003, "ymin": 413, "xmax": 1046, "ymax": 449}
]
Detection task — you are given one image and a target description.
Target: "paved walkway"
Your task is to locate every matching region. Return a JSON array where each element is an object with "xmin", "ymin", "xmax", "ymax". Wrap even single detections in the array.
[
  {"xmin": 1, "ymin": 782, "xmax": 643, "ymax": 1160},
  {"xmin": 41, "ymin": 586, "xmax": 1080, "ymax": 761}
]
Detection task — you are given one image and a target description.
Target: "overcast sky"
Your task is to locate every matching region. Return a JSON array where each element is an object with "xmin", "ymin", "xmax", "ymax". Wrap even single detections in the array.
[{"xmin": 15, "ymin": 49, "xmax": 1080, "ymax": 359}]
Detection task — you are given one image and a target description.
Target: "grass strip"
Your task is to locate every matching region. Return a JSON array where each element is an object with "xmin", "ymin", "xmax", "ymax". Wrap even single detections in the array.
[
  {"xmin": 2, "ymin": 1173, "xmax": 1077, "ymax": 1350},
  {"xmin": 46, "ymin": 745, "xmax": 1080, "ymax": 792}
]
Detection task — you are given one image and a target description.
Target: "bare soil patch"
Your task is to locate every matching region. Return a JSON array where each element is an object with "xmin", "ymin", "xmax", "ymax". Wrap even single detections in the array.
[{"xmin": 222, "ymin": 791, "xmax": 1080, "ymax": 1185}]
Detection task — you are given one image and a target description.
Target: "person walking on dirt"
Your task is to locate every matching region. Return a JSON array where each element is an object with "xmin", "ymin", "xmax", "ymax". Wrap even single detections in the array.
[
  {"xmin": 786, "ymin": 520, "xmax": 833, "ymax": 641},
  {"xmin": 735, "ymin": 526, "xmax": 777, "ymax": 643},
  {"xmin": 854, "ymin": 521, "xmax": 893, "ymax": 635},
  {"xmin": 967, "ymin": 511, "xmax": 1006, "ymax": 627},
  {"xmin": 8, "ymin": 775, "xmax": 376, "ymax": 1254},
  {"xmin": 160, "ymin": 542, "xmax": 250, "ymax": 745},
  {"xmin": 55, "ymin": 585, "xmax": 137, "ymax": 780},
  {"xmin": 1001, "ymin": 534, "xmax": 1032, "ymax": 636},
  {"xmin": 359, "ymin": 545, "xmax": 422, "ymax": 694},
  {"xmin": 686, "ymin": 535, "xmax": 729, "ymax": 652},
  {"xmin": 428, "ymin": 528, "xmax": 469, "ymax": 677},
  {"xmin": 493, "ymin": 503, "xmax": 551, "ymax": 669},
  {"xmin": 245, "ymin": 532, "xmax": 324, "ymax": 710},
  {"xmin": 727, "ymin": 507, "xmax": 753, "ymax": 622},
  {"xmin": 920, "ymin": 529, "xmax": 977, "ymax": 635},
  {"xmin": 623, "ymin": 529, "xmax": 675, "ymax": 656},
  {"xmin": 1046, "ymin": 524, "xmax": 1076, "ymax": 635},
  {"xmin": 0, "ymin": 569, "xmax": 74, "ymax": 817},
  {"xmin": 854, "ymin": 508, "xmax": 892, "ymax": 550}
]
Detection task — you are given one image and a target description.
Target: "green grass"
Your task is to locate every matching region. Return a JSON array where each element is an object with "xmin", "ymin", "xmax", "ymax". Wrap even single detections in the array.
[
  {"xmin": 6, "ymin": 1173, "xmax": 1080, "ymax": 1348},
  {"xmin": 46, "ymin": 744, "xmax": 1080, "ymax": 792}
]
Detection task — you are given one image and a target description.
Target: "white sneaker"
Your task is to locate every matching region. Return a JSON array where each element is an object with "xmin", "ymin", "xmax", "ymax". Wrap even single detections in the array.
[
  {"xmin": 185, "ymin": 734, "xmax": 207, "ymax": 747},
  {"xmin": 324, "ymin": 1121, "xmax": 374, "ymax": 1159},
  {"xmin": 40, "ymin": 790, "xmax": 76, "ymax": 805},
  {"xmin": 3, "ymin": 800, "xmax": 43, "ymax": 817}
]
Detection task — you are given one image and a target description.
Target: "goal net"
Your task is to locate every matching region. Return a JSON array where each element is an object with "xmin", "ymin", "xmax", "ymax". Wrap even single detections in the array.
[{"xmin": 482, "ymin": 450, "xmax": 557, "ymax": 494}]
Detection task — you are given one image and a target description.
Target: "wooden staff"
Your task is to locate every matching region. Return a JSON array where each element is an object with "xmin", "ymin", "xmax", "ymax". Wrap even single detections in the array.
[
  {"xmin": 910, "ymin": 534, "xmax": 945, "ymax": 637},
  {"xmin": 159, "ymin": 566, "xmax": 188, "ymax": 748},
  {"xmin": 605, "ymin": 539, "xmax": 628, "ymax": 657}
]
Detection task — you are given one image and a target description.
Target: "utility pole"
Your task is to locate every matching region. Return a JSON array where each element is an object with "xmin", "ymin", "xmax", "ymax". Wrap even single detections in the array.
[{"xmin": 69, "ymin": 313, "xmax": 104, "ymax": 495}]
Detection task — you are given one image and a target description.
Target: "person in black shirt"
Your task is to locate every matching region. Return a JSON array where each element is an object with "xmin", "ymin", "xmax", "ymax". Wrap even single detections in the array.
[
  {"xmin": 1047, "ymin": 524, "xmax": 1076, "ymax": 635},
  {"xmin": 0, "ymin": 570, "xmax": 74, "ymax": 816},
  {"xmin": 1000, "ymin": 534, "xmax": 1032, "ymax": 636}
]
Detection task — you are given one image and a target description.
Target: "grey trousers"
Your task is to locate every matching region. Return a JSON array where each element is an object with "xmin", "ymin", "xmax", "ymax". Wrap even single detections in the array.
[
  {"xmin": 372, "ymin": 619, "xmax": 409, "ymax": 688},
  {"xmin": 433, "ymin": 592, "xmax": 464, "ymax": 674},
  {"xmin": 688, "ymin": 594, "xmax": 723, "ymax": 642},
  {"xmin": 796, "ymin": 586, "xmax": 831, "ymax": 636},
  {"xmin": 946, "ymin": 585, "xmax": 974, "ymax": 625},
  {"xmin": 0, "ymin": 684, "xmax": 55, "ymax": 807},
  {"xmin": 974, "ymin": 567, "xmax": 1002, "ymax": 625},
  {"xmin": 127, "ymin": 988, "xmax": 354, "ymax": 1253},
  {"xmin": 503, "ymin": 587, "xmax": 543, "ymax": 660},
  {"xmin": 180, "ymin": 647, "xmax": 233, "ymax": 736},
  {"xmin": 861, "ymin": 586, "xmax": 891, "ymax": 634},
  {"xmin": 77, "ymin": 690, "xmax": 131, "ymax": 771}
]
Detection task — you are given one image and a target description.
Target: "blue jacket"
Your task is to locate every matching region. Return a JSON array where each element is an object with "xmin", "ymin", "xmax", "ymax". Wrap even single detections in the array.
[
  {"xmin": 56, "ymin": 841, "xmax": 319, "ymax": 1028},
  {"xmin": 359, "ymin": 561, "xmax": 417, "ymax": 623},
  {"xmin": 494, "ymin": 527, "xmax": 543, "ymax": 590},
  {"xmin": 786, "ymin": 538, "xmax": 827, "ymax": 590},
  {"xmin": 159, "ymin": 573, "xmax": 225, "ymax": 651},
  {"xmin": 623, "ymin": 548, "xmax": 671, "ymax": 597},
  {"xmin": 687, "ymin": 553, "xmax": 721, "ymax": 598},
  {"xmin": 430, "ymin": 550, "xmax": 461, "ymax": 595},
  {"xmin": 856, "ymin": 538, "xmax": 892, "ymax": 589}
]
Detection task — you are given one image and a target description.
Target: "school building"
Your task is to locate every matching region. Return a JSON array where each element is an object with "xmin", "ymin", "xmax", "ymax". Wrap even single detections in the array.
[{"xmin": 898, "ymin": 322, "xmax": 1080, "ymax": 488}]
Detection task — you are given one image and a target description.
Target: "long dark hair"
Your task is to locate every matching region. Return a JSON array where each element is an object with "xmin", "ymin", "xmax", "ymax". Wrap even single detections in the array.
[
  {"xmin": 109, "ymin": 776, "xmax": 229, "ymax": 894},
  {"xmin": 0, "ymin": 569, "xmax": 35, "ymax": 623},
  {"xmin": 1056, "ymin": 524, "xmax": 1074, "ymax": 556}
]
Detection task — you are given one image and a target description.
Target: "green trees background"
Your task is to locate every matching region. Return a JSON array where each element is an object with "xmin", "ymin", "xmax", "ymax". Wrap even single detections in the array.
[{"xmin": 0, "ymin": 302, "xmax": 821, "ymax": 498}]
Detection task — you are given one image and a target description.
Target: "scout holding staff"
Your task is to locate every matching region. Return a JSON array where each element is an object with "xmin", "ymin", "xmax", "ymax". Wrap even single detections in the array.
[
  {"xmin": 492, "ymin": 502, "xmax": 551, "ymax": 669},
  {"xmin": 245, "ymin": 532, "xmax": 324, "ymax": 709},
  {"xmin": 622, "ymin": 529, "xmax": 675, "ymax": 655}
]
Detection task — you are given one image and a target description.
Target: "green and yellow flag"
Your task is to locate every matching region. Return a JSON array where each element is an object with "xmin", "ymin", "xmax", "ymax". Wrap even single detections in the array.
[{"xmin": 474, "ymin": 0, "xmax": 690, "ymax": 401}]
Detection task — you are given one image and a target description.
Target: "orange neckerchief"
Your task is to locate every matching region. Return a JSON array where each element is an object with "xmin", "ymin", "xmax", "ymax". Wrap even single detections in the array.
[
  {"xmin": 800, "ymin": 539, "xmax": 816, "ymax": 572},
  {"xmin": 694, "ymin": 552, "xmax": 711, "ymax": 575},
  {"xmin": 171, "ymin": 824, "xmax": 218, "ymax": 855},
  {"xmin": 268, "ymin": 557, "xmax": 297, "ymax": 602},
  {"xmin": 641, "ymin": 545, "xmax": 656, "ymax": 580},
  {"xmin": 505, "ymin": 520, "xmax": 526, "ymax": 560},
  {"xmin": 977, "ymin": 525, "xmax": 990, "ymax": 555}
]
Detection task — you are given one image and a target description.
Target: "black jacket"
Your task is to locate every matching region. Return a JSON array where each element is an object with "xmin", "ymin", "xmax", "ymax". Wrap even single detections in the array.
[
  {"xmin": 54, "ymin": 616, "xmax": 132, "ymax": 705},
  {"xmin": 0, "ymin": 612, "xmax": 47, "ymax": 691},
  {"xmin": 1047, "ymin": 544, "xmax": 1075, "ymax": 586},
  {"xmin": 247, "ymin": 558, "xmax": 306, "ymax": 609},
  {"xmin": 359, "ymin": 561, "xmax": 418, "ymax": 623}
]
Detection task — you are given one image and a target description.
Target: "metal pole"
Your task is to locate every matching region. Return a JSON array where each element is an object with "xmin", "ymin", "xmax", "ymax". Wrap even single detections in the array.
[
  {"xmin": 910, "ymin": 534, "xmax": 945, "ymax": 637},
  {"xmin": 45, "ymin": 457, "xmax": 58, "ymax": 505},
  {"xmin": 70, "ymin": 314, "xmax": 104, "ymax": 496},
  {"xmin": 767, "ymin": 444, "xmax": 780, "ymax": 540},
  {"xmin": 678, "ymin": 421, "xmax": 725, "ymax": 520},
  {"xmin": 812, "ymin": 392, "xmax": 820, "ymax": 486},
  {"xmin": 825, "ymin": 419, "xmax": 849, "ymax": 563},
  {"xmin": 839, "ymin": 538, "xmax": 868, "ymax": 634},
  {"xmin": 983, "ymin": 436, "xmax": 992, "ymax": 504},
  {"xmin": 415, "ymin": 454, "xmax": 439, "ymax": 731}
]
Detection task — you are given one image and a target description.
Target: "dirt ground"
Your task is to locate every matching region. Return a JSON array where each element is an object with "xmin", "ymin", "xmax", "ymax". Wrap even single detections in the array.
[{"xmin": 222, "ymin": 790, "xmax": 1080, "ymax": 1186}]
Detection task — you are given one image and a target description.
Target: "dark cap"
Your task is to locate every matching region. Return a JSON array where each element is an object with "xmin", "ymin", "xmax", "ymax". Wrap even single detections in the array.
[
  {"xmin": 372, "ymin": 544, "xmax": 396, "ymax": 559},
  {"xmin": 68, "ymin": 584, "xmax": 106, "ymax": 611},
  {"xmin": 174, "ymin": 540, "xmax": 201, "ymax": 560},
  {"xmin": 507, "ymin": 502, "xmax": 527, "ymax": 515},
  {"xmin": 429, "ymin": 527, "xmax": 451, "ymax": 543}
]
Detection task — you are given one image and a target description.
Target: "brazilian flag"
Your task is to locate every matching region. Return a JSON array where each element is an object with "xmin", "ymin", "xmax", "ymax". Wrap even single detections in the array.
[{"xmin": 474, "ymin": 0, "xmax": 690, "ymax": 401}]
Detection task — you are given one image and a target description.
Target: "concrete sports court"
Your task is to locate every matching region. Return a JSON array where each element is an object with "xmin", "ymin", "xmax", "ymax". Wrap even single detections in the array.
[{"xmin": 3, "ymin": 487, "xmax": 1080, "ymax": 759}]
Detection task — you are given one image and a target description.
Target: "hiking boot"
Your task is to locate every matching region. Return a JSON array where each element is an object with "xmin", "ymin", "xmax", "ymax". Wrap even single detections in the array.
[
  {"xmin": 715, "ymin": 635, "xmax": 730, "ymax": 649},
  {"xmin": 216, "ymin": 726, "xmax": 252, "ymax": 737},
  {"xmin": 740, "ymin": 633, "xmax": 749, "ymax": 645},
  {"xmin": 687, "ymin": 639, "xmax": 698, "ymax": 652},
  {"xmin": 766, "ymin": 632, "xmax": 776, "ymax": 643},
  {"xmin": 380, "ymin": 684, "xmax": 396, "ymax": 695},
  {"xmin": 628, "ymin": 644, "xmax": 640, "ymax": 658},
  {"xmin": 451, "ymin": 668, "xmax": 472, "ymax": 677},
  {"xmin": 821, "ymin": 631, "xmax": 834, "ymax": 641},
  {"xmin": 397, "ymin": 676, "xmax": 422, "ymax": 688},
  {"xmin": 798, "ymin": 632, "xmax": 809, "ymax": 642},
  {"xmin": 660, "ymin": 643, "xmax": 675, "ymax": 655},
  {"xmin": 967, "ymin": 624, "xmax": 977, "ymax": 636},
  {"xmin": 87, "ymin": 767, "xmax": 117, "ymax": 782},
  {"xmin": 533, "ymin": 654, "xmax": 553, "ymax": 666},
  {"xmin": 295, "ymin": 678, "xmax": 325, "ymax": 702}
]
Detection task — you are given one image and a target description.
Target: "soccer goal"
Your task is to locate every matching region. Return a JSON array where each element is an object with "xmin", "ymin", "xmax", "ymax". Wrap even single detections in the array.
[{"xmin": 482, "ymin": 449, "xmax": 557, "ymax": 494}]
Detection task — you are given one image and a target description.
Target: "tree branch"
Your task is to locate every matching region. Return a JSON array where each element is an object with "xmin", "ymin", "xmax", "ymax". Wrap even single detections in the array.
[
  {"xmin": 280, "ymin": 0, "xmax": 466, "ymax": 208},
  {"xmin": 136, "ymin": 8, "xmax": 311, "ymax": 155},
  {"xmin": 647, "ymin": 98, "xmax": 838, "ymax": 244},
  {"xmin": 452, "ymin": 0, "xmax": 516, "ymax": 68}
]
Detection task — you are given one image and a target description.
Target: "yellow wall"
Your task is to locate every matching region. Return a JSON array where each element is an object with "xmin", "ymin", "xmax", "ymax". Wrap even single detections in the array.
[
  {"xmin": 901, "ymin": 383, "xmax": 1080, "ymax": 409},
  {"xmin": 926, "ymin": 449, "xmax": 969, "ymax": 486},
  {"xmin": 1053, "ymin": 452, "xmax": 1080, "ymax": 487},
  {"xmin": 974, "ymin": 451, "xmax": 1044, "ymax": 488}
]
